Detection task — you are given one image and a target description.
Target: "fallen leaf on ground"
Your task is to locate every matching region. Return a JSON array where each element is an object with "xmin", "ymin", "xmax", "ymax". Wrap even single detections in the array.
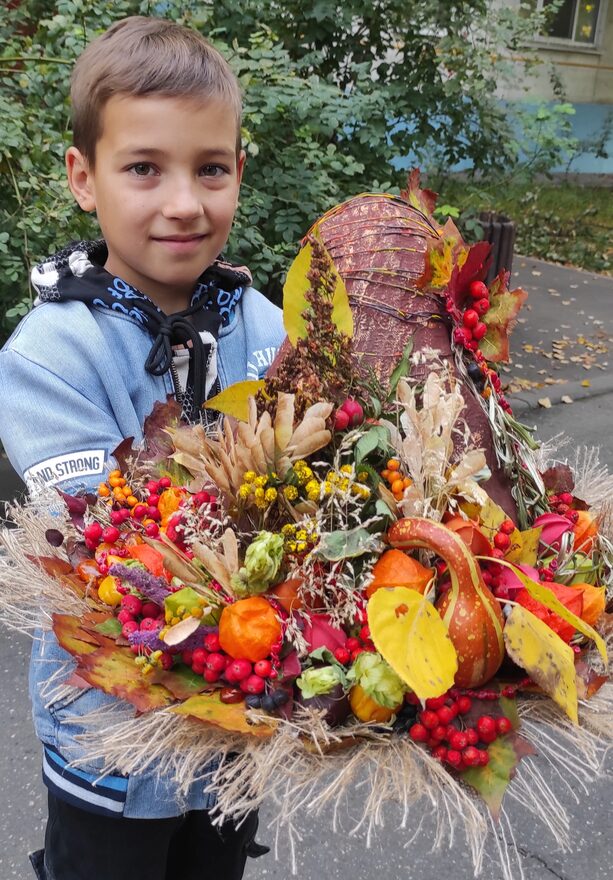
[
  {"xmin": 561, "ymin": 396, "xmax": 573, "ymax": 404},
  {"xmin": 538, "ymin": 397, "xmax": 552, "ymax": 408}
]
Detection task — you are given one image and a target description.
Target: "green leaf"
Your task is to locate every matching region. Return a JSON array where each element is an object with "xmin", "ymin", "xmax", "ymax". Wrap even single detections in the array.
[
  {"xmin": 387, "ymin": 340, "xmax": 414, "ymax": 396},
  {"xmin": 282, "ymin": 237, "xmax": 353, "ymax": 344},
  {"xmin": 354, "ymin": 424, "xmax": 390, "ymax": 467},
  {"xmin": 314, "ymin": 526, "xmax": 381, "ymax": 561},
  {"xmin": 462, "ymin": 730, "xmax": 535, "ymax": 818},
  {"xmin": 94, "ymin": 617, "xmax": 122, "ymax": 638},
  {"xmin": 204, "ymin": 380, "xmax": 265, "ymax": 421}
]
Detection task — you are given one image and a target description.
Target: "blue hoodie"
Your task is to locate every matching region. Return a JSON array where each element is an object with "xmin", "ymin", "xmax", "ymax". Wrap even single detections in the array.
[{"xmin": 0, "ymin": 245, "xmax": 286, "ymax": 818}]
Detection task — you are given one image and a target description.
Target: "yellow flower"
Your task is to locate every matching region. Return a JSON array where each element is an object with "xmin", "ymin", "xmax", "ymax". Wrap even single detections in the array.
[
  {"xmin": 238, "ymin": 484, "xmax": 252, "ymax": 500},
  {"xmin": 305, "ymin": 479, "xmax": 319, "ymax": 494},
  {"xmin": 296, "ymin": 542, "xmax": 307, "ymax": 553},
  {"xmin": 264, "ymin": 487, "xmax": 278, "ymax": 503},
  {"xmin": 357, "ymin": 471, "xmax": 369, "ymax": 483},
  {"xmin": 281, "ymin": 522, "xmax": 296, "ymax": 535},
  {"xmin": 254, "ymin": 475, "xmax": 268, "ymax": 488},
  {"xmin": 287, "ymin": 541, "xmax": 297, "ymax": 552},
  {"xmin": 255, "ymin": 497, "xmax": 268, "ymax": 509},
  {"xmin": 283, "ymin": 485, "xmax": 299, "ymax": 501},
  {"xmin": 340, "ymin": 464, "xmax": 353, "ymax": 475},
  {"xmin": 339, "ymin": 478, "xmax": 350, "ymax": 492},
  {"xmin": 243, "ymin": 471, "xmax": 256, "ymax": 484},
  {"xmin": 323, "ymin": 481, "xmax": 333, "ymax": 495},
  {"xmin": 254, "ymin": 487, "xmax": 265, "ymax": 501},
  {"xmin": 296, "ymin": 529, "xmax": 307, "ymax": 542}
]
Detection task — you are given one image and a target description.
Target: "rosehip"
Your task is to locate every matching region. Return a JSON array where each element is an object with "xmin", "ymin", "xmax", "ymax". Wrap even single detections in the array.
[
  {"xmin": 448, "ymin": 730, "xmax": 468, "ymax": 751},
  {"xmin": 146, "ymin": 507, "xmax": 162, "ymax": 521},
  {"xmin": 500, "ymin": 519, "xmax": 515, "ymax": 535},
  {"xmin": 146, "ymin": 480, "xmax": 160, "ymax": 494},
  {"xmin": 466, "ymin": 728, "xmax": 479, "ymax": 745},
  {"xmin": 140, "ymin": 617, "xmax": 160, "ymax": 632},
  {"xmin": 496, "ymin": 716, "xmax": 513, "ymax": 736},
  {"xmin": 463, "ymin": 309, "xmax": 479, "ymax": 329},
  {"xmin": 226, "ymin": 659, "xmax": 252, "ymax": 682},
  {"xmin": 432, "ymin": 745, "xmax": 448, "ymax": 761},
  {"xmin": 462, "ymin": 746, "xmax": 481, "ymax": 767},
  {"xmin": 147, "ymin": 494, "xmax": 160, "ymax": 507},
  {"xmin": 181, "ymin": 649, "xmax": 193, "ymax": 666},
  {"xmin": 333, "ymin": 409, "xmax": 350, "ymax": 431},
  {"xmin": 83, "ymin": 522, "xmax": 103, "ymax": 541},
  {"xmin": 494, "ymin": 532, "xmax": 510, "ymax": 551},
  {"xmin": 192, "ymin": 648, "xmax": 208, "ymax": 667},
  {"xmin": 132, "ymin": 504, "xmax": 148, "ymax": 520},
  {"xmin": 203, "ymin": 667, "xmax": 221, "ymax": 683},
  {"xmin": 476, "ymin": 715, "xmax": 497, "ymax": 739},
  {"xmin": 418, "ymin": 710, "xmax": 439, "ymax": 730},
  {"xmin": 453, "ymin": 326, "xmax": 472, "ymax": 346},
  {"xmin": 456, "ymin": 696, "xmax": 472, "ymax": 714},
  {"xmin": 469, "ymin": 280, "xmax": 488, "ymax": 299},
  {"xmin": 474, "ymin": 297, "xmax": 490, "ymax": 316},
  {"xmin": 241, "ymin": 674, "xmax": 266, "ymax": 695},
  {"xmin": 206, "ymin": 653, "xmax": 227, "ymax": 674},
  {"xmin": 472, "ymin": 322, "xmax": 487, "ymax": 341},
  {"xmin": 158, "ymin": 477, "xmax": 172, "ymax": 488},
  {"xmin": 121, "ymin": 620, "xmax": 139, "ymax": 638},
  {"xmin": 203, "ymin": 633, "xmax": 221, "ymax": 653},
  {"xmin": 334, "ymin": 647, "xmax": 351, "ymax": 665},
  {"xmin": 436, "ymin": 705, "xmax": 455, "ymax": 725},
  {"xmin": 408, "ymin": 723, "xmax": 429, "ymax": 743},
  {"xmin": 345, "ymin": 637, "xmax": 360, "ymax": 652},
  {"xmin": 160, "ymin": 652, "xmax": 173, "ymax": 671},
  {"xmin": 254, "ymin": 659, "xmax": 272, "ymax": 678},
  {"xmin": 431, "ymin": 725, "xmax": 447, "ymax": 742},
  {"xmin": 425, "ymin": 695, "xmax": 447, "ymax": 711},
  {"xmin": 340, "ymin": 398, "xmax": 364, "ymax": 427},
  {"xmin": 445, "ymin": 749, "xmax": 463, "ymax": 768}
]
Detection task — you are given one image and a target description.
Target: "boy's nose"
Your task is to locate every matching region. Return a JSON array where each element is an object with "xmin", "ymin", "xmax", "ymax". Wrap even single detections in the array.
[{"xmin": 161, "ymin": 181, "xmax": 204, "ymax": 221}]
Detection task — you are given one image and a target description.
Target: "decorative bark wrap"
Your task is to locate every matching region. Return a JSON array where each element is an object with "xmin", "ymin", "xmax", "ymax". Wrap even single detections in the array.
[{"xmin": 271, "ymin": 189, "xmax": 518, "ymax": 517}]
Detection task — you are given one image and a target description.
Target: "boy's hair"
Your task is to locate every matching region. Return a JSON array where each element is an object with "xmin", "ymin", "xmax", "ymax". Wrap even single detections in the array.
[{"xmin": 71, "ymin": 16, "xmax": 243, "ymax": 164}]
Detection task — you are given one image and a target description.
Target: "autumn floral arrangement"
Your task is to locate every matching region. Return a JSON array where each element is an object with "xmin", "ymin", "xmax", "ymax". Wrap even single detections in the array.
[{"xmin": 1, "ymin": 177, "xmax": 612, "ymax": 878}]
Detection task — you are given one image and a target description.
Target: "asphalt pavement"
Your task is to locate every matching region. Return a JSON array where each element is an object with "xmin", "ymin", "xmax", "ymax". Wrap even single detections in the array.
[{"xmin": 0, "ymin": 256, "xmax": 612, "ymax": 880}]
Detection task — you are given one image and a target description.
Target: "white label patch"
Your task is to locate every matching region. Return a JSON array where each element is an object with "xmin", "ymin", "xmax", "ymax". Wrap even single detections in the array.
[
  {"xmin": 246, "ymin": 346, "xmax": 278, "ymax": 379},
  {"xmin": 24, "ymin": 449, "xmax": 106, "ymax": 490}
]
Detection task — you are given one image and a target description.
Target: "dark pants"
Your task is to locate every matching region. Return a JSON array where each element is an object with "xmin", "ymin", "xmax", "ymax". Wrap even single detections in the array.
[{"xmin": 30, "ymin": 791, "xmax": 265, "ymax": 880}]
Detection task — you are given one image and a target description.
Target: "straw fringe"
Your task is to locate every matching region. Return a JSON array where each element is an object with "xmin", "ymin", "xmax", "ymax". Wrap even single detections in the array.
[{"xmin": 1, "ymin": 488, "xmax": 612, "ymax": 878}]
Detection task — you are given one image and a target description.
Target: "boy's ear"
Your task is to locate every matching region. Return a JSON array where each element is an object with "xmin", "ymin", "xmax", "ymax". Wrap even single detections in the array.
[
  {"xmin": 65, "ymin": 146, "xmax": 96, "ymax": 212},
  {"xmin": 236, "ymin": 149, "xmax": 246, "ymax": 187}
]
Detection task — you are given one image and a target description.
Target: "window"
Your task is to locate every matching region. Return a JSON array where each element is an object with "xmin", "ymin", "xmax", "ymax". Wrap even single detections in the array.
[{"xmin": 533, "ymin": 0, "xmax": 603, "ymax": 45}]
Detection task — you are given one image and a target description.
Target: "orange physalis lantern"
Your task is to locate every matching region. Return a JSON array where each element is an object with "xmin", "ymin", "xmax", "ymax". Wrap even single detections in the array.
[
  {"xmin": 219, "ymin": 596, "xmax": 282, "ymax": 662},
  {"xmin": 365, "ymin": 548, "xmax": 433, "ymax": 599}
]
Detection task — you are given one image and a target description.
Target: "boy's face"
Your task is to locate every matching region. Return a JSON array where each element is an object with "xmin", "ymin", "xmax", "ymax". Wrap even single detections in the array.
[{"xmin": 66, "ymin": 94, "xmax": 245, "ymax": 311}]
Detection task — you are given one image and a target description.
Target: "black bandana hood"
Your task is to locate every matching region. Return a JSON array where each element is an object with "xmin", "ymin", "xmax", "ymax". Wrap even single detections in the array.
[{"xmin": 31, "ymin": 240, "xmax": 252, "ymax": 420}]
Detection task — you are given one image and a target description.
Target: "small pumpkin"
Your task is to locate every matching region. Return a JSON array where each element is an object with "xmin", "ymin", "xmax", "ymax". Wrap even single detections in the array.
[
  {"xmin": 572, "ymin": 510, "xmax": 598, "ymax": 554},
  {"xmin": 387, "ymin": 517, "xmax": 505, "ymax": 689},
  {"xmin": 365, "ymin": 548, "xmax": 433, "ymax": 599},
  {"xmin": 348, "ymin": 684, "xmax": 402, "ymax": 723},
  {"xmin": 218, "ymin": 596, "xmax": 282, "ymax": 662}
]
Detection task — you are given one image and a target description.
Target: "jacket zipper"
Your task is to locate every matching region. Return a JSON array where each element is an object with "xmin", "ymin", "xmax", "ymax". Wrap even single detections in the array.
[{"xmin": 169, "ymin": 359, "xmax": 183, "ymax": 405}]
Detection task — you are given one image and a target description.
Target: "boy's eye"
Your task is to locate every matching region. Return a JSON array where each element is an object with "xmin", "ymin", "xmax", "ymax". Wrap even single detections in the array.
[
  {"xmin": 130, "ymin": 163, "xmax": 154, "ymax": 176},
  {"xmin": 200, "ymin": 164, "xmax": 227, "ymax": 177}
]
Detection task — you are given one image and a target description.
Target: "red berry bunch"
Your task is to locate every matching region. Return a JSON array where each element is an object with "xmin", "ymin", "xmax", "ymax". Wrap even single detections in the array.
[
  {"xmin": 407, "ymin": 690, "xmax": 514, "ymax": 769},
  {"xmin": 119, "ymin": 593, "xmax": 164, "ymax": 642},
  {"xmin": 334, "ymin": 625, "xmax": 375, "ymax": 665},
  {"xmin": 548, "ymin": 492, "xmax": 578, "ymax": 523}
]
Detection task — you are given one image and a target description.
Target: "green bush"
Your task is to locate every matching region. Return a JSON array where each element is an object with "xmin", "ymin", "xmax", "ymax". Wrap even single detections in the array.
[{"xmin": 1, "ymin": 0, "xmax": 564, "ymax": 341}]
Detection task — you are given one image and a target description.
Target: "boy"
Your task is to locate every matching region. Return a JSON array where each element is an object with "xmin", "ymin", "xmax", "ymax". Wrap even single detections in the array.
[{"xmin": 0, "ymin": 16, "xmax": 285, "ymax": 880}]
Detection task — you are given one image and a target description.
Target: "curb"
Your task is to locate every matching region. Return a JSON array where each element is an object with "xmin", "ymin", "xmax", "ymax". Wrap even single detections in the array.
[{"xmin": 508, "ymin": 371, "xmax": 613, "ymax": 416}]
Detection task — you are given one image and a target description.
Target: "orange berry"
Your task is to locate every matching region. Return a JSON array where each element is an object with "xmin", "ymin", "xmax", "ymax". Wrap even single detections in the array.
[
  {"xmin": 381, "ymin": 469, "xmax": 391, "ymax": 481},
  {"xmin": 126, "ymin": 495, "xmax": 139, "ymax": 507},
  {"xmin": 112, "ymin": 487, "xmax": 124, "ymax": 499},
  {"xmin": 122, "ymin": 485, "xmax": 132, "ymax": 497},
  {"xmin": 98, "ymin": 483, "xmax": 110, "ymax": 497},
  {"xmin": 387, "ymin": 459, "xmax": 401, "ymax": 471},
  {"xmin": 402, "ymin": 477, "xmax": 412, "ymax": 488},
  {"xmin": 391, "ymin": 478, "xmax": 404, "ymax": 495}
]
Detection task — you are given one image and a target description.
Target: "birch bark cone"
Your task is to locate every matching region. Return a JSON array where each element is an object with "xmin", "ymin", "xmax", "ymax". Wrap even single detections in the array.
[{"xmin": 271, "ymin": 190, "xmax": 518, "ymax": 519}]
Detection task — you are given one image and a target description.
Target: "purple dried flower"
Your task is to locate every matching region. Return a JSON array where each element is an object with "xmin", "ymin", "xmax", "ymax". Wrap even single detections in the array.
[
  {"xmin": 109, "ymin": 563, "xmax": 170, "ymax": 605},
  {"xmin": 128, "ymin": 629, "xmax": 165, "ymax": 651}
]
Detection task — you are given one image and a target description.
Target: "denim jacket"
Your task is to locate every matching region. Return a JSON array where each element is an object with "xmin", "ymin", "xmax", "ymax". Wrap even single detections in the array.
[{"xmin": 0, "ymin": 286, "xmax": 285, "ymax": 818}]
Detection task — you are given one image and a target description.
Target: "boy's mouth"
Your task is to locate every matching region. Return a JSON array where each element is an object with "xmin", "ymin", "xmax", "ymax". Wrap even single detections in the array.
[{"xmin": 152, "ymin": 233, "xmax": 207, "ymax": 254}]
